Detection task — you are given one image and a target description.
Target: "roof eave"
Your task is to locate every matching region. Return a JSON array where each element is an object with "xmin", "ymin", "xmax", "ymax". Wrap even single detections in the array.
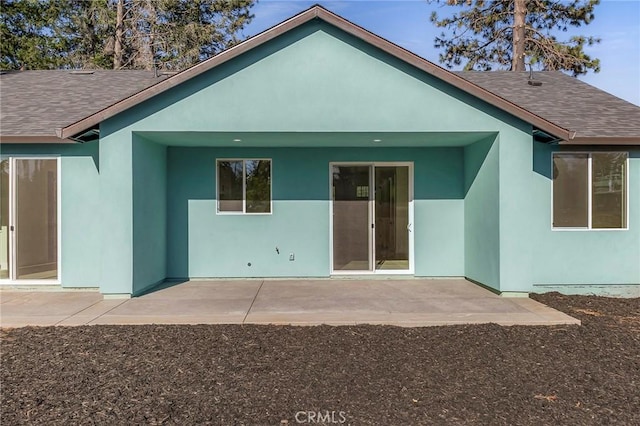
[
  {"xmin": 58, "ymin": 5, "xmax": 574, "ymax": 142},
  {"xmin": 313, "ymin": 8, "xmax": 574, "ymax": 141},
  {"xmin": 559, "ymin": 136, "xmax": 640, "ymax": 146},
  {"xmin": 0, "ymin": 135, "xmax": 76, "ymax": 144},
  {"xmin": 58, "ymin": 6, "xmax": 321, "ymax": 140}
]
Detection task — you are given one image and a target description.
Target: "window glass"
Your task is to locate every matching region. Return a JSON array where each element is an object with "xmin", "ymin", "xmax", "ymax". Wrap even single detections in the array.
[
  {"xmin": 592, "ymin": 153, "xmax": 627, "ymax": 229},
  {"xmin": 553, "ymin": 154, "xmax": 588, "ymax": 227},
  {"xmin": 15, "ymin": 159, "xmax": 58, "ymax": 280},
  {"xmin": 218, "ymin": 160, "xmax": 243, "ymax": 212},
  {"xmin": 245, "ymin": 160, "xmax": 271, "ymax": 213},
  {"xmin": 217, "ymin": 159, "xmax": 271, "ymax": 214}
]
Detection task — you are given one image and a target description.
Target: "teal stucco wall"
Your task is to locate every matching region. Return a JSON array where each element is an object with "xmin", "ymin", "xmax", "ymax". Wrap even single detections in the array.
[
  {"xmin": 528, "ymin": 144, "xmax": 640, "ymax": 294},
  {"xmin": 97, "ymin": 19, "xmax": 529, "ymax": 293},
  {"xmin": 497, "ymin": 123, "xmax": 538, "ymax": 292},
  {"xmin": 166, "ymin": 147, "xmax": 465, "ymax": 279},
  {"xmin": 96, "ymin": 128, "xmax": 168, "ymax": 295},
  {"xmin": 132, "ymin": 135, "xmax": 167, "ymax": 295},
  {"xmin": 463, "ymin": 135, "xmax": 500, "ymax": 290},
  {"xmin": 102, "ymin": 20, "xmax": 528, "ymax": 136},
  {"xmin": 98, "ymin": 123, "xmax": 134, "ymax": 294}
]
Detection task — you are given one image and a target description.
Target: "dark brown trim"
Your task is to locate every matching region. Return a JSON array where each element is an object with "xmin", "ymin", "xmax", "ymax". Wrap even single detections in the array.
[
  {"xmin": 313, "ymin": 8, "xmax": 574, "ymax": 141},
  {"xmin": 58, "ymin": 7, "xmax": 319, "ymax": 139},
  {"xmin": 0, "ymin": 135, "xmax": 75, "ymax": 144},
  {"xmin": 58, "ymin": 5, "xmax": 578, "ymax": 141}
]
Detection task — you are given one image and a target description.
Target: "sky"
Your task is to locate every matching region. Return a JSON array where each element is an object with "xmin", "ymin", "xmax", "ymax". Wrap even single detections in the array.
[{"xmin": 243, "ymin": 0, "xmax": 640, "ymax": 106}]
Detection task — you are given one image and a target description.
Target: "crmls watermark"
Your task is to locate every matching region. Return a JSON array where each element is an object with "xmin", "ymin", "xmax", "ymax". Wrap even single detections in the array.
[{"xmin": 293, "ymin": 410, "xmax": 347, "ymax": 424}]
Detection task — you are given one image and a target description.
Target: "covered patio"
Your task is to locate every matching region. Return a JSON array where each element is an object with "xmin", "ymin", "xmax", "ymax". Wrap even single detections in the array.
[{"xmin": 0, "ymin": 279, "xmax": 578, "ymax": 327}]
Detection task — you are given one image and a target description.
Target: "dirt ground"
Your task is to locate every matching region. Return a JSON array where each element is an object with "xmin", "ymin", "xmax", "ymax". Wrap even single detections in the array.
[{"xmin": 1, "ymin": 292, "xmax": 639, "ymax": 425}]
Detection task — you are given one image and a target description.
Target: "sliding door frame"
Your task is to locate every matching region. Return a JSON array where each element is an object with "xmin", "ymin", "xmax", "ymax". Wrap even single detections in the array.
[
  {"xmin": 329, "ymin": 161, "xmax": 414, "ymax": 275},
  {"xmin": 0, "ymin": 156, "xmax": 62, "ymax": 285}
]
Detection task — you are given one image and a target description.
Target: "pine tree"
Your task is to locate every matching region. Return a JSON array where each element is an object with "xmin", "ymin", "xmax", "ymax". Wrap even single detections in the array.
[
  {"xmin": 0, "ymin": 0, "xmax": 255, "ymax": 71},
  {"xmin": 0, "ymin": 0, "xmax": 66, "ymax": 69},
  {"xmin": 125, "ymin": 0, "xmax": 255, "ymax": 71},
  {"xmin": 430, "ymin": 0, "xmax": 601, "ymax": 76},
  {"xmin": 58, "ymin": 0, "xmax": 114, "ymax": 69}
]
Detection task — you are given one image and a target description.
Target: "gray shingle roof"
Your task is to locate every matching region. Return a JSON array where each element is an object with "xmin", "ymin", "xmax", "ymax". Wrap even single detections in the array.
[
  {"xmin": 455, "ymin": 71, "xmax": 640, "ymax": 139},
  {"xmin": 0, "ymin": 70, "xmax": 167, "ymax": 138},
  {"xmin": 1, "ymin": 68, "xmax": 638, "ymax": 141}
]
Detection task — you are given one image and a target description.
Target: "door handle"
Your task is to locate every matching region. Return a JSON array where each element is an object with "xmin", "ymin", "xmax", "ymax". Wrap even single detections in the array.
[{"xmin": 407, "ymin": 223, "xmax": 412, "ymax": 232}]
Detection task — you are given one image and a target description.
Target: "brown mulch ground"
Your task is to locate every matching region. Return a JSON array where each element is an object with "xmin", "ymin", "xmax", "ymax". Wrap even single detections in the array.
[{"xmin": 1, "ymin": 292, "xmax": 639, "ymax": 425}]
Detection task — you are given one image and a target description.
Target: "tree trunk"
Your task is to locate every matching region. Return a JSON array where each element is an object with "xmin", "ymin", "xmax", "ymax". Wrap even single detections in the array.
[
  {"xmin": 147, "ymin": 14, "xmax": 156, "ymax": 70},
  {"xmin": 512, "ymin": 0, "xmax": 526, "ymax": 71},
  {"xmin": 113, "ymin": 0, "xmax": 124, "ymax": 69},
  {"xmin": 142, "ymin": 0, "xmax": 157, "ymax": 71}
]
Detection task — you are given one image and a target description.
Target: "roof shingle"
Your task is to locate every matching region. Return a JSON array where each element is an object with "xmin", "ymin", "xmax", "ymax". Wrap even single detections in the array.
[
  {"xmin": 0, "ymin": 70, "xmax": 167, "ymax": 138},
  {"xmin": 1, "ymin": 65, "xmax": 638, "ymax": 142},
  {"xmin": 455, "ymin": 71, "xmax": 640, "ymax": 139}
]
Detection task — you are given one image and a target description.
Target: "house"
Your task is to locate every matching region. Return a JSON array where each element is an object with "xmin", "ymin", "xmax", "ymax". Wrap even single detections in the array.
[{"xmin": 1, "ymin": 6, "xmax": 638, "ymax": 297}]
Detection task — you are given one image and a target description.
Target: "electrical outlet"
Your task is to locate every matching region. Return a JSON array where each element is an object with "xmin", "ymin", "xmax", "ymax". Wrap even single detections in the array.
[{"xmin": 289, "ymin": 253, "xmax": 295, "ymax": 261}]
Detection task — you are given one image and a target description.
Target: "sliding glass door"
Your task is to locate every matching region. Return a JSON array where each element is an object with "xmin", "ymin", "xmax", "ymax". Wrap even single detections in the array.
[
  {"xmin": 332, "ymin": 165, "xmax": 372, "ymax": 271},
  {"xmin": 374, "ymin": 166, "xmax": 410, "ymax": 271},
  {"xmin": 331, "ymin": 163, "xmax": 413, "ymax": 274},
  {"xmin": 0, "ymin": 158, "xmax": 59, "ymax": 283}
]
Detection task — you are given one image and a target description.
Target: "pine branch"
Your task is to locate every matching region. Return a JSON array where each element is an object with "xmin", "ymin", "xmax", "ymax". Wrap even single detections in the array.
[{"xmin": 429, "ymin": 0, "xmax": 601, "ymax": 75}]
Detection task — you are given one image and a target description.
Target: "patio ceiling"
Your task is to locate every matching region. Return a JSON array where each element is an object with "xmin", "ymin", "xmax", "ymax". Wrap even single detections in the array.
[{"xmin": 136, "ymin": 131, "xmax": 497, "ymax": 148}]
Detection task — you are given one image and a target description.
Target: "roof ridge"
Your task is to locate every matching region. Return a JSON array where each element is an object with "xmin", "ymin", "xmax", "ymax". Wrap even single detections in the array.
[
  {"xmin": 2, "ymin": 5, "xmax": 636, "ymax": 143},
  {"xmin": 54, "ymin": 4, "xmax": 573, "ymax": 141}
]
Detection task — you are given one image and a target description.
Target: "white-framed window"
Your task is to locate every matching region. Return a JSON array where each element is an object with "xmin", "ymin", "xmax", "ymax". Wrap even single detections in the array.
[
  {"xmin": 552, "ymin": 152, "xmax": 628, "ymax": 230},
  {"xmin": 216, "ymin": 159, "xmax": 272, "ymax": 214}
]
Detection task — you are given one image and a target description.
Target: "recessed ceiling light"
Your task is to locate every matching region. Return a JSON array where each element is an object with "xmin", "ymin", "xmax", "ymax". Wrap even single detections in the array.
[
  {"xmin": 233, "ymin": 138, "xmax": 242, "ymax": 142},
  {"xmin": 373, "ymin": 139, "xmax": 382, "ymax": 142}
]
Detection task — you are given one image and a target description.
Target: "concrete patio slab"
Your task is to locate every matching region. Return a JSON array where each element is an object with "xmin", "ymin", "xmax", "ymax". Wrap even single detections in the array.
[
  {"xmin": 0, "ymin": 291, "xmax": 104, "ymax": 327},
  {"xmin": 243, "ymin": 279, "xmax": 579, "ymax": 326},
  {"xmin": 0, "ymin": 279, "xmax": 580, "ymax": 327},
  {"xmin": 57, "ymin": 299, "xmax": 128, "ymax": 326},
  {"xmin": 89, "ymin": 280, "xmax": 261, "ymax": 325}
]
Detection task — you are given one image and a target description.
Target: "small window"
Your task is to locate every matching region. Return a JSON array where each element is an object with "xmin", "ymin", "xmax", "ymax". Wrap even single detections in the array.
[
  {"xmin": 217, "ymin": 159, "xmax": 271, "ymax": 214},
  {"xmin": 553, "ymin": 152, "xmax": 627, "ymax": 229},
  {"xmin": 356, "ymin": 185, "xmax": 369, "ymax": 198}
]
